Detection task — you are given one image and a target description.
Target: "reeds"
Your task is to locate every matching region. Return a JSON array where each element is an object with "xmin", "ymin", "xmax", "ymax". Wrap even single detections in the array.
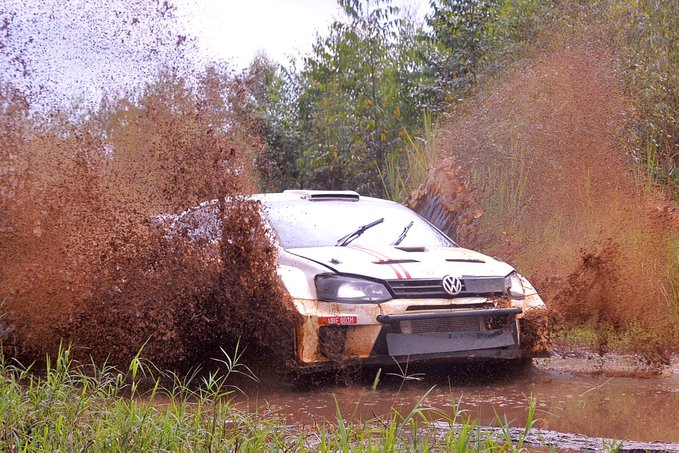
[
  {"xmin": 379, "ymin": 112, "xmax": 437, "ymax": 202},
  {"xmin": 0, "ymin": 346, "xmax": 547, "ymax": 452},
  {"xmin": 470, "ymin": 144, "xmax": 532, "ymax": 231}
]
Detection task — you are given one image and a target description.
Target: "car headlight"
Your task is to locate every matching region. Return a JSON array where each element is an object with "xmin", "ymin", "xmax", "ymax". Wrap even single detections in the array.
[
  {"xmin": 504, "ymin": 272, "xmax": 525, "ymax": 299},
  {"xmin": 315, "ymin": 274, "xmax": 392, "ymax": 303}
]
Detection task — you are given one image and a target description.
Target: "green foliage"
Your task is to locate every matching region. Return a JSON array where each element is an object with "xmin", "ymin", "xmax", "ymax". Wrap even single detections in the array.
[
  {"xmin": 609, "ymin": 0, "xmax": 679, "ymax": 193},
  {"xmin": 245, "ymin": 0, "xmax": 676, "ymax": 200},
  {"xmin": 470, "ymin": 142, "xmax": 532, "ymax": 229},
  {"xmin": 0, "ymin": 345, "xmax": 278, "ymax": 451},
  {"xmin": 423, "ymin": 0, "xmax": 499, "ymax": 107},
  {"xmin": 238, "ymin": 54, "xmax": 304, "ymax": 191},
  {"xmin": 240, "ymin": 0, "xmax": 558, "ymax": 196},
  {"xmin": 0, "ymin": 347, "xmax": 550, "ymax": 451},
  {"xmin": 495, "ymin": 393, "xmax": 538, "ymax": 451},
  {"xmin": 419, "ymin": 0, "xmax": 560, "ymax": 112},
  {"xmin": 380, "ymin": 111, "xmax": 437, "ymax": 202},
  {"xmin": 295, "ymin": 0, "xmax": 415, "ymax": 196}
]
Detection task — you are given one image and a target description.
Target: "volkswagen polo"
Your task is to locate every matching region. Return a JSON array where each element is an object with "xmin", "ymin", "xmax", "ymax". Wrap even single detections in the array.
[{"xmin": 174, "ymin": 190, "xmax": 550, "ymax": 373}]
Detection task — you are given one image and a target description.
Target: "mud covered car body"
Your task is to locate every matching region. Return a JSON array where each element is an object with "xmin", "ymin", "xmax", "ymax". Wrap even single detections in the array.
[{"xmin": 176, "ymin": 190, "xmax": 550, "ymax": 371}]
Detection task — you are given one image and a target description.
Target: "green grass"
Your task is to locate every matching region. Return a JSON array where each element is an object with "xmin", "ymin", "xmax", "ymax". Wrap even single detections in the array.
[
  {"xmin": 551, "ymin": 326, "xmax": 600, "ymax": 349},
  {"xmin": 470, "ymin": 144, "xmax": 532, "ymax": 230},
  {"xmin": 0, "ymin": 346, "xmax": 550, "ymax": 452},
  {"xmin": 610, "ymin": 0, "xmax": 679, "ymax": 196},
  {"xmin": 553, "ymin": 321, "xmax": 679, "ymax": 357},
  {"xmin": 379, "ymin": 111, "xmax": 438, "ymax": 203}
]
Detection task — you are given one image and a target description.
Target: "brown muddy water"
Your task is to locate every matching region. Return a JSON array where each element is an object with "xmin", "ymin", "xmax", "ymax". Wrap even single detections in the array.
[{"xmin": 234, "ymin": 354, "xmax": 679, "ymax": 444}]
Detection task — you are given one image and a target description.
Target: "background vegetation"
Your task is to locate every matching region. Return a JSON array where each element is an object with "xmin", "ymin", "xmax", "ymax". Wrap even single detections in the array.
[
  {"xmin": 1, "ymin": 0, "xmax": 678, "ymax": 449},
  {"xmin": 1, "ymin": 0, "xmax": 677, "ymax": 367},
  {"xmin": 242, "ymin": 0, "xmax": 677, "ymax": 203},
  {"xmin": 246, "ymin": 0, "xmax": 519, "ymax": 196}
]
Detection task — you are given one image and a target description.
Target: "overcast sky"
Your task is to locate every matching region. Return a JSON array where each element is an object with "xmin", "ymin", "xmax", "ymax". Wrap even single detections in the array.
[{"xmin": 173, "ymin": 0, "xmax": 431, "ymax": 68}]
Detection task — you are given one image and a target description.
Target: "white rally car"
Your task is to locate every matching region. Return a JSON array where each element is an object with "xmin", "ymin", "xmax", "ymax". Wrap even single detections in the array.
[{"xmin": 177, "ymin": 190, "xmax": 549, "ymax": 372}]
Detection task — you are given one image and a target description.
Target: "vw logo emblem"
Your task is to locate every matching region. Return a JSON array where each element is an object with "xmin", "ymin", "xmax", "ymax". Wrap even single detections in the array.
[{"xmin": 442, "ymin": 275, "xmax": 463, "ymax": 296}]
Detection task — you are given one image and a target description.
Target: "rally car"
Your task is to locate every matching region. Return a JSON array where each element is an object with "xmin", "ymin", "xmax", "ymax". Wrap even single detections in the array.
[{"xmin": 175, "ymin": 190, "xmax": 550, "ymax": 371}]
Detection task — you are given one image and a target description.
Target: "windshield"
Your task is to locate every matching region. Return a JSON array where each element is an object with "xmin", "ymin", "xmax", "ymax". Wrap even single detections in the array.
[{"xmin": 262, "ymin": 198, "xmax": 454, "ymax": 249}]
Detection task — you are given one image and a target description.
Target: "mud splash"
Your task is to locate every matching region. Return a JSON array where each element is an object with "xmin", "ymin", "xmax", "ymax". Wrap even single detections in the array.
[
  {"xmin": 550, "ymin": 234, "xmax": 677, "ymax": 362},
  {"xmin": 415, "ymin": 34, "xmax": 679, "ymax": 358},
  {"xmin": 0, "ymin": 72, "xmax": 299, "ymax": 371},
  {"xmin": 519, "ymin": 308, "xmax": 551, "ymax": 356},
  {"xmin": 407, "ymin": 157, "xmax": 482, "ymax": 245}
]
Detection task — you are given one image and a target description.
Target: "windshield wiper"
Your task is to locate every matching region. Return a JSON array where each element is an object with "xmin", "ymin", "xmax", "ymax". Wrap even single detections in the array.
[
  {"xmin": 392, "ymin": 221, "xmax": 414, "ymax": 246},
  {"xmin": 336, "ymin": 218, "xmax": 384, "ymax": 246}
]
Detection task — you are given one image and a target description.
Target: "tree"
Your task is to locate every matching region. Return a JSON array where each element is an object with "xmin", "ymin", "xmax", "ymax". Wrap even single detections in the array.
[
  {"xmin": 295, "ymin": 0, "xmax": 417, "ymax": 196},
  {"xmin": 237, "ymin": 54, "xmax": 303, "ymax": 191},
  {"xmin": 423, "ymin": 0, "xmax": 501, "ymax": 109}
]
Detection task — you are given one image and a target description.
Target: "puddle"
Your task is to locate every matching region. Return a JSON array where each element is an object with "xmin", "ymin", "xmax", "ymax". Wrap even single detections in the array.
[{"xmin": 234, "ymin": 357, "xmax": 679, "ymax": 443}]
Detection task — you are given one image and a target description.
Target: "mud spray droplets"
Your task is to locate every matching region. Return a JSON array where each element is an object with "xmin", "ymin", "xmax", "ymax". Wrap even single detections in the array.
[{"xmin": 0, "ymin": 70, "xmax": 299, "ymax": 372}]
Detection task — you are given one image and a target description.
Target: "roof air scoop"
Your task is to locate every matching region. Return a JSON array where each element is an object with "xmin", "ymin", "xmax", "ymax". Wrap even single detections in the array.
[{"xmin": 283, "ymin": 190, "xmax": 360, "ymax": 201}]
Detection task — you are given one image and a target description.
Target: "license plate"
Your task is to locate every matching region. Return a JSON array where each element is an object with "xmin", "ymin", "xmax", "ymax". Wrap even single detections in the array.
[{"xmin": 319, "ymin": 316, "xmax": 358, "ymax": 325}]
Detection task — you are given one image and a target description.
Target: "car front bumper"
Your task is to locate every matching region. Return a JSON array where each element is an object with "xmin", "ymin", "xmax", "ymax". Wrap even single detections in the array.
[{"xmin": 292, "ymin": 297, "xmax": 549, "ymax": 367}]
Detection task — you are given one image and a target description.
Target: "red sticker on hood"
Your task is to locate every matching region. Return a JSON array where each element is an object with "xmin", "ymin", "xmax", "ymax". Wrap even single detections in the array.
[{"xmin": 350, "ymin": 246, "xmax": 412, "ymax": 279}]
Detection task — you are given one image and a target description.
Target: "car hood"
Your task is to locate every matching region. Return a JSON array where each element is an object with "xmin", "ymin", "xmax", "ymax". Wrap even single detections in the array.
[{"xmin": 286, "ymin": 245, "xmax": 514, "ymax": 280}]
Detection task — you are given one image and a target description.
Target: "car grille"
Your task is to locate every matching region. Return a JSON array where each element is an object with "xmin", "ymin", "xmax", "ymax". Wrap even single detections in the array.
[
  {"xmin": 386, "ymin": 277, "xmax": 505, "ymax": 298},
  {"xmin": 400, "ymin": 316, "xmax": 481, "ymax": 334}
]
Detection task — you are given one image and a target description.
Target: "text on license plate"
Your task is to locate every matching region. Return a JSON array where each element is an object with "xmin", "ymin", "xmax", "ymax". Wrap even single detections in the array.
[{"xmin": 319, "ymin": 316, "xmax": 358, "ymax": 325}]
